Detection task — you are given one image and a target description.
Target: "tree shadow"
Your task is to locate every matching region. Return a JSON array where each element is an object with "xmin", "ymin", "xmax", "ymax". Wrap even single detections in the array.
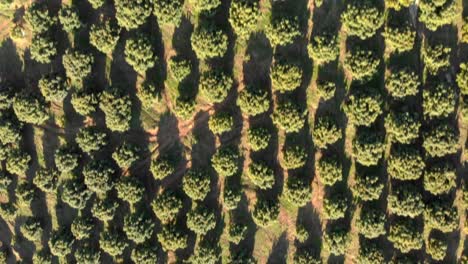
[{"xmin": 266, "ymin": 232, "xmax": 289, "ymax": 264}]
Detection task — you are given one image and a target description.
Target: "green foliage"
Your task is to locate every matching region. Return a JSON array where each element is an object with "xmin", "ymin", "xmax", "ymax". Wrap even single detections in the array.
[
  {"xmin": 427, "ymin": 237, "xmax": 447, "ymax": 261},
  {"xmin": 71, "ymin": 216, "xmax": 93, "ymax": 240},
  {"xmin": 88, "ymin": 0, "xmax": 105, "ymax": 9},
  {"xmin": 308, "ymin": 33, "xmax": 339, "ymax": 64},
  {"xmin": 463, "ymin": 20, "xmax": 468, "ymax": 44},
  {"xmin": 316, "ymin": 80, "xmax": 336, "ymax": 100},
  {"xmin": 351, "ymin": 171, "xmax": 383, "ymax": 201},
  {"xmin": 0, "ymin": 85, "xmax": 13, "ymax": 110},
  {"xmin": 272, "ymin": 101, "xmax": 306, "ymax": 133},
  {"xmin": 357, "ymin": 240, "xmax": 385, "ymax": 264},
  {"xmin": 229, "ymin": 0, "xmax": 259, "ymax": 39},
  {"xmin": 388, "ymin": 184, "xmax": 423, "ymax": 218},
  {"xmin": 189, "ymin": 0, "xmax": 221, "ymax": 13},
  {"xmin": 265, "ymin": 16, "xmax": 301, "ymax": 47},
  {"xmin": 153, "ymin": 0, "xmax": 184, "ymax": 25},
  {"xmin": 295, "ymin": 223, "xmax": 309, "ymax": 243},
  {"xmin": 124, "ymin": 210, "xmax": 155, "ymax": 243},
  {"xmin": 33, "ymin": 168, "xmax": 58, "ymax": 193},
  {"xmin": 92, "ymin": 197, "xmax": 119, "ymax": 222},
  {"xmin": 76, "ymin": 126, "xmax": 108, "ymax": 154},
  {"xmin": 323, "ymin": 227, "xmax": 349, "ymax": 256},
  {"xmin": 419, "ymin": 0, "xmax": 458, "ymax": 31},
  {"xmin": 157, "ymin": 224, "xmax": 188, "ymax": 251},
  {"xmin": 341, "ymin": 1, "xmax": 384, "ymax": 39},
  {"xmin": 59, "ymin": 7, "xmax": 81, "ymax": 32},
  {"xmin": 352, "ymin": 128, "xmax": 384, "ymax": 166},
  {"xmin": 247, "ymin": 161, "xmax": 275, "ymax": 189},
  {"xmin": 169, "ymin": 57, "xmax": 191, "ymax": 82},
  {"xmin": 313, "ymin": 116, "xmax": 341, "ymax": 149},
  {"xmin": 13, "ymin": 93, "xmax": 49, "ymax": 125},
  {"xmin": 115, "ymin": 0, "xmax": 152, "ymax": 30},
  {"xmin": 33, "ymin": 250, "xmax": 53, "ymax": 264},
  {"xmin": 459, "ymin": 64, "xmax": 468, "ymax": 95},
  {"xmin": 283, "ymin": 176, "xmax": 311, "ymax": 207},
  {"xmin": 388, "ymin": 218, "xmax": 423, "ymax": 253},
  {"xmin": 0, "ymin": 202, "xmax": 17, "ymax": 221},
  {"xmin": 385, "ymin": 111, "xmax": 420, "ymax": 144},
  {"xmin": 386, "ymin": 69, "xmax": 420, "ymax": 98},
  {"xmin": 189, "ymin": 244, "xmax": 220, "ymax": 264},
  {"xmin": 323, "ymin": 193, "xmax": 348, "ymax": 220},
  {"xmin": 186, "ymin": 205, "xmax": 216, "ymax": 235},
  {"xmin": 71, "ymin": 89, "xmax": 99, "ymax": 116},
  {"xmin": 183, "ymin": 169, "xmax": 211, "ymax": 201},
  {"xmin": 55, "ymin": 145, "xmax": 80, "ymax": 173},
  {"xmin": 173, "ymin": 97, "xmax": 196, "ymax": 120},
  {"xmin": 280, "ymin": 145, "xmax": 307, "ymax": 170},
  {"xmin": 356, "ymin": 208, "xmax": 386, "ymax": 239},
  {"xmin": 191, "ymin": 24, "xmax": 228, "ymax": 60},
  {"xmin": 16, "ymin": 182, "xmax": 37, "ymax": 206},
  {"xmin": 343, "ymin": 48, "xmax": 380, "ymax": 81},
  {"xmin": 125, "ymin": 34, "xmax": 155, "ymax": 74},
  {"xmin": 209, "ymin": 112, "xmax": 234, "ymax": 135},
  {"xmin": 199, "ymin": 70, "xmax": 232, "ymax": 104},
  {"xmin": 0, "ymin": 172, "xmax": 11, "ymax": 195},
  {"xmin": 386, "ymin": 0, "xmax": 413, "ymax": 10},
  {"xmin": 39, "ymin": 75, "xmax": 68, "ymax": 102},
  {"xmin": 137, "ymin": 82, "xmax": 161, "ymax": 109},
  {"xmin": 24, "ymin": 3, "xmax": 56, "ymax": 34},
  {"xmin": 0, "ymin": 113, "xmax": 22, "ymax": 144},
  {"xmin": 211, "ymin": 146, "xmax": 239, "ymax": 177},
  {"xmin": 115, "ymin": 176, "xmax": 145, "ymax": 205},
  {"xmin": 237, "ymin": 87, "xmax": 270, "ymax": 116},
  {"xmin": 152, "ymin": 190, "xmax": 183, "ymax": 224},
  {"xmin": 20, "ymin": 217, "xmax": 43, "ymax": 242},
  {"xmin": 423, "ymin": 83, "xmax": 456, "ymax": 119},
  {"xmin": 252, "ymin": 198, "xmax": 279, "ymax": 227},
  {"xmin": 344, "ymin": 88, "xmax": 382, "ymax": 126},
  {"xmin": 424, "ymin": 163, "xmax": 456, "ymax": 195},
  {"xmin": 63, "ymin": 50, "xmax": 94, "ymax": 82},
  {"xmin": 49, "ymin": 229, "xmax": 74, "ymax": 257},
  {"xmin": 30, "ymin": 34, "xmax": 57, "ymax": 64},
  {"xmin": 424, "ymin": 199, "xmax": 458, "ymax": 233},
  {"xmin": 383, "ymin": 25, "xmax": 416, "ymax": 54},
  {"xmin": 228, "ymin": 221, "xmax": 247, "ymax": 244},
  {"xmin": 422, "ymin": 123, "xmax": 459, "ymax": 158},
  {"xmin": 83, "ymin": 160, "xmax": 115, "ymax": 195},
  {"xmin": 150, "ymin": 157, "xmax": 176, "ymax": 180},
  {"xmin": 112, "ymin": 142, "xmax": 140, "ymax": 168},
  {"xmin": 6, "ymin": 148, "xmax": 31, "ymax": 176},
  {"xmin": 247, "ymin": 127, "xmax": 271, "ymax": 151},
  {"xmin": 317, "ymin": 154, "xmax": 342, "ymax": 186},
  {"xmin": 223, "ymin": 183, "xmax": 242, "ymax": 210},
  {"xmin": 270, "ymin": 60, "xmax": 303, "ymax": 93},
  {"xmin": 75, "ymin": 246, "xmax": 101, "ymax": 264},
  {"xmin": 294, "ymin": 251, "xmax": 321, "ymax": 264},
  {"xmin": 131, "ymin": 243, "xmax": 158, "ymax": 264},
  {"xmin": 100, "ymin": 229, "xmax": 128, "ymax": 257},
  {"xmin": 89, "ymin": 19, "xmax": 121, "ymax": 54},
  {"xmin": 423, "ymin": 44, "xmax": 451, "ymax": 75},
  {"xmin": 387, "ymin": 145, "xmax": 424, "ymax": 181},
  {"xmin": 61, "ymin": 179, "xmax": 92, "ymax": 210}
]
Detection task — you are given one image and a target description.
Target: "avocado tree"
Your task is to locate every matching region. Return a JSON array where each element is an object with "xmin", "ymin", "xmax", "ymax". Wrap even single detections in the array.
[
  {"xmin": 352, "ymin": 128, "xmax": 384, "ymax": 166},
  {"xmin": 387, "ymin": 145, "xmax": 425, "ymax": 181},
  {"xmin": 265, "ymin": 15, "xmax": 301, "ymax": 47},
  {"xmin": 131, "ymin": 243, "xmax": 158, "ymax": 264},
  {"xmin": 272, "ymin": 101, "xmax": 306, "ymax": 133},
  {"xmin": 16, "ymin": 182, "xmax": 37, "ymax": 207},
  {"xmin": 427, "ymin": 237, "xmax": 447, "ymax": 261},
  {"xmin": 344, "ymin": 88, "xmax": 382, "ymax": 126},
  {"xmin": 388, "ymin": 184, "xmax": 423, "ymax": 218},
  {"xmin": 71, "ymin": 216, "xmax": 93, "ymax": 240},
  {"xmin": 422, "ymin": 123, "xmax": 459, "ymax": 158},
  {"xmin": 341, "ymin": 0, "xmax": 384, "ymax": 39},
  {"xmin": 92, "ymin": 197, "xmax": 119, "ymax": 222},
  {"xmin": 424, "ymin": 163, "xmax": 456, "ymax": 195},
  {"xmin": 13, "ymin": 93, "xmax": 49, "ymax": 125},
  {"xmin": 280, "ymin": 145, "xmax": 307, "ymax": 170},
  {"xmin": 112, "ymin": 142, "xmax": 140, "ymax": 168},
  {"xmin": 75, "ymin": 246, "xmax": 101, "ymax": 264},
  {"xmin": 38, "ymin": 75, "xmax": 68, "ymax": 102},
  {"xmin": 183, "ymin": 169, "xmax": 211, "ymax": 201},
  {"xmin": 153, "ymin": 0, "xmax": 184, "ymax": 26},
  {"xmin": 211, "ymin": 146, "xmax": 239, "ymax": 177},
  {"xmin": 388, "ymin": 218, "xmax": 423, "ymax": 253},
  {"xmin": 76, "ymin": 126, "xmax": 108, "ymax": 154},
  {"xmin": 115, "ymin": 0, "xmax": 152, "ymax": 30},
  {"xmin": 199, "ymin": 70, "xmax": 233, "ymax": 104},
  {"xmin": 49, "ymin": 229, "xmax": 74, "ymax": 258},
  {"xmin": 157, "ymin": 224, "xmax": 188, "ymax": 252},
  {"xmin": 0, "ymin": 112, "xmax": 22, "ymax": 144},
  {"xmin": 343, "ymin": 48, "xmax": 380, "ymax": 81},
  {"xmin": 20, "ymin": 217, "xmax": 43, "ymax": 242},
  {"xmin": 386, "ymin": 68, "xmax": 420, "ymax": 99},
  {"xmin": 173, "ymin": 97, "xmax": 196, "ymax": 120},
  {"xmin": 88, "ymin": 0, "xmax": 105, "ymax": 9},
  {"xmin": 150, "ymin": 156, "xmax": 176, "ymax": 180},
  {"xmin": 351, "ymin": 171, "xmax": 383, "ymax": 201},
  {"xmin": 457, "ymin": 63, "xmax": 468, "ymax": 95},
  {"xmin": 188, "ymin": 244, "xmax": 220, "ymax": 264},
  {"xmin": 152, "ymin": 190, "xmax": 183, "ymax": 224},
  {"xmin": 24, "ymin": 3, "xmax": 56, "ymax": 34},
  {"xmin": 247, "ymin": 161, "xmax": 275, "ymax": 189},
  {"xmin": 6, "ymin": 148, "xmax": 31, "ymax": 176},
  {"xmin": 55, "ymin": 145, "xmax": 80, "ymax": 173},
  {"xmin": 270, "ymin": 60, "xmax": 303, "ymax": 93},
  {"xmin": 356, "ymin": 207, "xmax": 386, "ymax": 239},
  {"xmin": 191, "ymin": 24, "xmax": 228, "ymax": 60},
  {"xmin": 419, "ymin": 0, "xmax": 458, "ymax": 31},
  {"xmin": 237, "ymin": 87, "xmax": 270, "ymax": 116},
  {"xmin": 252, "ymin": 198, "xmax": 279, "ymax": 227},
  {"xmin": 58, "ymin": 6, "xmax": 81, "ymax": 33},
  {"xmin": 357, "ymin": 239, "xmax": 385, "ymax": 264},
  {"xmin": 63, "ymin": 50, "xmax": 94, "ymax": 82},
  {"xmin": 294, "ymin": 251, "xmax": 321, "ymax": 264},
  {"xmin": 385, "ymin": 111, "xmax": 420, "ymax": 144},
  {"xmin": 209, "ymin": 112, "xmax": 234, "ymax": 135},
  {"xmin": 323, "ymin": 226, "xmax": 349, "ymax": 256},
  {"xmin": 424, "ymin": 199, "xmax": 458, "ymax": 233},
  {"xmin": 0, "ymin": 172, "xmax": 11, "ymax": 196},
  {"xmin": 125, "ymin": 34, "xmax": 155, "ymax": 74},
  {"xmin": 313, "ymin": 116, "xmax": 342, "ymax": 149},
  {"xmin": 229, "ymin": 0, "xmax": 259, "ymax": 40},
  {"xmin": 71, "ymin": 89, "xmax": 99, "ymax": 116},
  {"xmin": 61, "ymin": 179, "xmax": 92, "ymax": 210},
  {"xmin": 283, "ymin": 176, "xmax": 311, "ymax": 207},
  {"xmin": 33, "ymin": 168, "xmax": 58, "ymax": 193},
  {"xmin": 308, "ymin": 33, "xmax": 339, "ymax": 64},
  {"xmin": 323, "ymin": 193, "xmax": 348, "ymax": 220},
  {"xmin": 423, "ymin": 44, "xmax": 451, "ymax": 74},
  {"xmin": 30, "ymin": 34, "xmax": 57, "ymax": 64},
  {"xmin": 423, "ymin": 83, "xmax": 456, "ymax": 119},
  {"xmin": 100, "ymin": 88, "xmax": 133, "ymax": 132},
  {"xmin": 89, "ymin": 19, "xmax": 121, "ymax": 54},
  {"xmin": 123, "ymin": 210, "xmax": 155, "ymax": 243},
  {"xmin": 186, "ymin": 205, "xmax": 217, "ymax": 235},
  {"xmin": 189, "ymin": 0, "xmax": 221, "ymax": 14},
  {"xmin": 99, "ymin": 229, "xmax": 128, "ymax": 257},
  {"xmin": 228, "ymin": 221, "xmax": 247, "ymax": 244},
  {"xmin": 137, "ymin": 82, "xmax": 162, "ymax": 109},
  {"xmin": 247, "ymin": 127, "xmax": 271, "ymax": 151},
  {"xmin": 317, "ymin": 154, "xmax": 342, "ymax": 186},
  {"xmin": 169, "ymin": 57, "xmax": 191, "ymax": 82},
  {"xmin": 383, "ymin": 24, "xmax": 416, "ymax": 54},
  {"xmin": 83, "ymin": 160, "xmax": 115, "ymax": 195},
  {"xmin": 115, "ymin": 176, "xmax": 145, "ymax": 205}
]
